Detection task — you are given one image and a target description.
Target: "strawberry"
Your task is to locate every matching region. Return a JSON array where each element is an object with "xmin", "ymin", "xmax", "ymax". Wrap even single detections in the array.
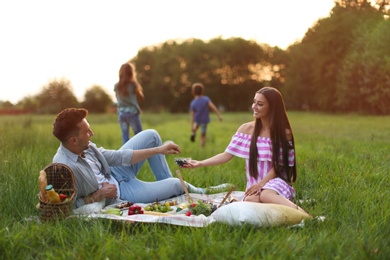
[
  {"xmin": 190, "ymin": 203, "xmax": 197, "ymax": 208},
  {"xmin": 186, "ymin": 211, "xmax": 192, "ymax": 216}
]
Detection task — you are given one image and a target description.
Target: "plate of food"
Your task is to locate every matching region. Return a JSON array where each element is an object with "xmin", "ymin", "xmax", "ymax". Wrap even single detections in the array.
[{"xmin": 142, "ymin": 201, "xmax": 178, "ymax": 215}]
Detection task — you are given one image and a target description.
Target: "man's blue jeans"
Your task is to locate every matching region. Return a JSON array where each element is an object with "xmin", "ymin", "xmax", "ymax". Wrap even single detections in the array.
[{"xmin": 110, "ymin": 129, "xmax": 202, "ymax": 203}]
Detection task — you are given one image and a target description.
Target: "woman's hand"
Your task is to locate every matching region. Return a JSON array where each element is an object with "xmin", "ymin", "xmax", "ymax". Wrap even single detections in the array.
[
  {"xmin": 181, "ymin": 152, "xmax": 233, "ymax": 169},
  {"xmin": 180, "ymin": 159, "xmax": 200, "ymax": 168},
  {"xmin": 245, "ymin": 183, "xmax": 263, "ymax": 196}
]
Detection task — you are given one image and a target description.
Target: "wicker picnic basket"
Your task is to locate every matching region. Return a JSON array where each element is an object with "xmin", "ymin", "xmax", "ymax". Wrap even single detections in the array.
[{"xmin": 38, "ymin": 163, "xmax": 76, "ymax": 222}]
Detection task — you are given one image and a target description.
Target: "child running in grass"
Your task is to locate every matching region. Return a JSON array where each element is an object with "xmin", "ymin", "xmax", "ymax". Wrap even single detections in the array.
[{"xmin": 189, "ymin": 82, "xmax": 222, "ymax": 147}]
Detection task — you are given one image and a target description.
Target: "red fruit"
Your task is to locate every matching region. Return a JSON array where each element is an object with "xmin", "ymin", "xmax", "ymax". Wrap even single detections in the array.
[
  {"xmin": 190, "ymin": 203, "xmax": 197, "ymax": 208},
  {"xmin": 186, "ymin": 211, "xmax": 192, "ymax": 216},
  {"xmin": 130, "ymin": 205, "xmax": 142, "ymax": 211},
  {"xmin": 59, "ymin": 194, "xmax": 67, "ymax": 201},
  {"xmin": 129, "ymin": 205, "xmax": 145, "ymax": 215}
]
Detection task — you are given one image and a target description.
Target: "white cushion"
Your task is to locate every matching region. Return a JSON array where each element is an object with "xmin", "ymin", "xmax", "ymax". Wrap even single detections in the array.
[{"xmin": 211, "ymin": 202, "xmax": 310, "ymax": 227}]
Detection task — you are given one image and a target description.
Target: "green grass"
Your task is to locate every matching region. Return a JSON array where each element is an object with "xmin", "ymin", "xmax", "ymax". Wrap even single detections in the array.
[{"xmin": 0, "ymin": 112, "xmax": 389, "ymax": 259}]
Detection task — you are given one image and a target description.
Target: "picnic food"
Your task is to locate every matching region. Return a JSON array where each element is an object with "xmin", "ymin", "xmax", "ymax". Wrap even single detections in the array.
[
  {"xmin": 167, "ymin": 200, "xmax": 177, "ymax": 206},
  {"xmin": 128, "ymin": 205, "xmax": 144, "ymax": 215},
  {"xmin": 59, "ymin": 193, "xmax": 68, "ymax": 202},
  {"xmin": 38, "ymin": 170, "xmax": 48, "ymax": 203},
  {"xmin": 45, "ymin": 184, "xmax": 61, "ymax": 203},
  {"xmin": 189, "ymin": 200, "xmax": 217, "ymax": 216},
  {"xmin": 115, "ymin": 201, "xmax": 134, "ymax": 209},
  {"xmin": 105, "ymin": 208, "xmax": 122, "ymax": 216},
  {"xmin": 176, "ymin": 203, "xmax": 188, "ymax": 212},
  {"xmin": 143, "ymin": 201, "xmax": 172, "ymax": 213}
]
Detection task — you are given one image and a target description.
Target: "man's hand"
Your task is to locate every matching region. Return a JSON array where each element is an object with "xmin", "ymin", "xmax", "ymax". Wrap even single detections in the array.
[
  {"xmin": 131, "ymin": 141, "xmax": 181, "ymax": 164},
  {"xmin": 159, "ymin": 141, "xmax": 181, "ymax": 155},
  {"xmin": 101, "ymin": 182, "xmax": 118, "ymax": 199},
  {"xmin": 85, "ymin": 182, "xmax": 118, "ymax": 204}
]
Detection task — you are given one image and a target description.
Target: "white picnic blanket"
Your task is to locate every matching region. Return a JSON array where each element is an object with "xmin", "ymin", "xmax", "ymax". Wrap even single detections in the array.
[{"xmin": 72, "ymin": 191, "xmax": 313, "ymax": 228}]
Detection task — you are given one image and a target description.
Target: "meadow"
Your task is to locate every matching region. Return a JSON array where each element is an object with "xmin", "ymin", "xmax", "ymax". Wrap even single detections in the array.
[{"xmin": 0, "ymin": 112, "xmax": 389, "ymax": 259}]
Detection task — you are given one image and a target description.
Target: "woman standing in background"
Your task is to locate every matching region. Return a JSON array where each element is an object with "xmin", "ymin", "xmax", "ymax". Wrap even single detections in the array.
[{"xmin": 114, "ymin": 62, "xmax": 144, "ymax": 144}]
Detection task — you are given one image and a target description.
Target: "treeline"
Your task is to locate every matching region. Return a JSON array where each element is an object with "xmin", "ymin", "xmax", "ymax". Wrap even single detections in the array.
[
  {"xmin": 132, "ymin": 0, "xmax": 390, "ymax": 114},
  {"xmin": 284, "ymin": 0, "xmax": 390, "ymax": 114},
  {"xmin": 2, "ymin": 0, "xmax": 389, "ymax": 115},
  {"xmin": 132, "ymin": 37, "xmax": 280, "ymax": 112},
  {"xmin": 1, "ymin": 79, "xmax": 114, "ymax": 114}
]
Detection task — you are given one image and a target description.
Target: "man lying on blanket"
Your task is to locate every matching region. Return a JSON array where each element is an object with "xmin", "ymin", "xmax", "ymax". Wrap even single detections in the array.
[{"xmin": 51, "ymin": 108, "xmax": 231, "ymax": 209}]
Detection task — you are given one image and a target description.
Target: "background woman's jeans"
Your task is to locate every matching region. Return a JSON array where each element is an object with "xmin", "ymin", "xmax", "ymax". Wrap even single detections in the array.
[{"xmin": 119, "ymin": 111, "xmax": 142, "ymax": 144}]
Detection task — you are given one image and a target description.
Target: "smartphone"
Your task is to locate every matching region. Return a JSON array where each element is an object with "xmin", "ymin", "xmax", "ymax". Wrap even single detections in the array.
[{"xmin": 174, "ymin": 158, "xmax": 190, "ymax": 166}]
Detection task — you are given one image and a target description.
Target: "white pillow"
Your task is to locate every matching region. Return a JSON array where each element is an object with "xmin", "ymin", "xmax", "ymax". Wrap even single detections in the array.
[{"xmin": 211, "ymin": 202, "xmax": 311, "ymax": 227}]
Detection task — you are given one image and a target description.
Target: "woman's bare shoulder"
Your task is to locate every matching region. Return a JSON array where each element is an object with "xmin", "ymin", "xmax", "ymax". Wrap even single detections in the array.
[{"xmin": 237, "ymin": 122, "xmax": 254, "ymax": 135}]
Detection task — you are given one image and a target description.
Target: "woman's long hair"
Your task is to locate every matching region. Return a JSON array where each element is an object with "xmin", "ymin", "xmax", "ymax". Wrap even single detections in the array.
[
  {"xmin": 249, "ymin": 87, "xmax": 297, "ymax": 183},
  {"xmin": 117, "ymin": 62, "xmax": 143, "ymax": 98}
]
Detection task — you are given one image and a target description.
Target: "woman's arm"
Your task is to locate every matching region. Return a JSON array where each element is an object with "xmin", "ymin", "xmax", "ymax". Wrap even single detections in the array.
[
  {"xmin": 183, "ymin": 152, "xmax": 234, "ymax": 168},
  {"xmin": 135, "ymin": 85, "xmax": 144, "ymax": 102},
  {"xmin": 258, "ymin": 167, "xmax": 277, "ymax": 187}
]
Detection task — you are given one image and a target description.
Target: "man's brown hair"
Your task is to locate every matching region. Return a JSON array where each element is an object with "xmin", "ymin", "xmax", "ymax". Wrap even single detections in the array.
[{"xmin": 53, "ymin": 108, "xmax": 88, "ymax": 142}]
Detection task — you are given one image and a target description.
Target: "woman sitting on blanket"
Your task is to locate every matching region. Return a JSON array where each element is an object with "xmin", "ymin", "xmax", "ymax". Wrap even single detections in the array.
[{"xmin": 181, "ymin": 87, "xmax": 307, "ymax": 213}]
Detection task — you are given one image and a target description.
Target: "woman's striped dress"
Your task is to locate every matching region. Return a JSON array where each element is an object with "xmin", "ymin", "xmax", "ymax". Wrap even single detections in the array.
[{"xmin": 225, "ymin": 132, "xmax": 296, "ymax": 200}]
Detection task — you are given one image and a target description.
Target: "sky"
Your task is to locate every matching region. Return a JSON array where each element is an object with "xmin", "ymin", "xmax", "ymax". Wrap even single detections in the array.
[{"xmin": 0, "ymin": 0, "xmax": 335, "ymax": 104}]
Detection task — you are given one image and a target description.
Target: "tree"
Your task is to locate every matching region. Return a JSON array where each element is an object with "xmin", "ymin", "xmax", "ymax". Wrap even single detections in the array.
[
  {"xmin": 82, "ymin": 85, "xmax": 113, "ymax": 113},
  {"xmin": 0, "ymin": 101, "xmax": 14, "ymax": 109},
  {"xmin": 284, "ymin": 0, "xmax": 384, "ymax": 112},
  {"xmin": 18, "ymin": 96, "xmax": 39, "ymax": 112},
  {"xmin": 36, "ymin": 78, "xmax": 79, "ymax": 114},
  {"xmin": 132, "ymin": 37, "xmax": 278, "ymax": 112},
  {"xmin": 336, "ymin": 18, "xmax": 390, "ymax": 114}
]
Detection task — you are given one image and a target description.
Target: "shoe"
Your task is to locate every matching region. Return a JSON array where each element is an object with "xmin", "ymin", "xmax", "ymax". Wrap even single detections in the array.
[
  {"xmin": 205, "ymin": 183, "xmax": 234, "ymax": 194},
  {"xmin": 190, "ymin": 133, "xmax": 195, "ymax": 142}
]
